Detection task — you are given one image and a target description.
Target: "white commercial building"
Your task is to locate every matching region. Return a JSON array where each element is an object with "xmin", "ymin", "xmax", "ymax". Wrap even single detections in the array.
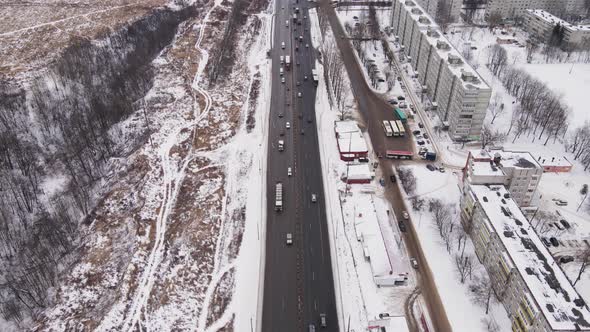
[
  {"xmin": 391, "ymin": 0, "xmax": 492, "ymax": 141},
  {"xmin": 485, "ymin": 0, "xmax": 587, "ymax": 21},
  {"xmin": 524, "ymin": 9, "xmax": 590, "ymax": 49},
  {"xmin": 463, "ymin": 149, "xmax": 543, "ymax": 208},
  {"xmin": 461, "ymin": 184, "xmax": 590, "ymax": 332}
]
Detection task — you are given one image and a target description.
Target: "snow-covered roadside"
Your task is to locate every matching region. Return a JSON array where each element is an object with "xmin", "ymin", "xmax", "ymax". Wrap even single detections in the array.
[
  {"xmin": 397, "ymin": 165, "xmax": 511, "ymax": 332},
  {"xmin": 311, "ymin": 8, "xmax": 414, "ymax": 332}
]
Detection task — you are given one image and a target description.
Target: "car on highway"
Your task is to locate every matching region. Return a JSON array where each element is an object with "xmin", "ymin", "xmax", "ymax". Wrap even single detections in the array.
[
  {"xmin": 398, "ymin": 220, "xmax": 406, "ymax": 232},
  {"xmin": 402, "ymin": 211, "xmax": 409, "ymax": 220},
  {"xmin": 280, "ymin": 130, "xmax": 285, "ymax": 136},
  {"xmin": 288, "ymin": 167, "xmax": 292, "ymax": 176},
  {"xmin": 306, "ymin": 43, "xmax": 309, "ymax": 48},
  {"xmin": 304, "ymin": 75, "xmax": 308, "ymax": 80},
  {"xmin": 426, "ymin": 164, "xmax": 436, "ymax": 171},
  {"xmin": 319, "ymin": 313, "xmax": 327, "ymax": 328},
  {"xmin": 286, "ymin": 122, "xmax": 290, "ymax": 129},
  {"xmin": 296, "ymin": 81, "xmax": 301, "ymax": 86},
  {"xmin": 307, "ymin": 117, "xmax": 312, "ymax": 123},
  {"xmin": 278, "ymin": 112, "xmax": 283, "ymax": 118},
  {"xmin": 281, "ymin": 77, "xmax": 285, "ymax": 83},
  {"xmin": 301, "ymin": 129, "xmax": 305, "ymax": 135},
  {"xmin": 297, "ymin": 61, "xmax": 300, "ymax": 66},
  {"xmin": 285, "ymin": 20, "xmax": 289, "ymax": 26},
  {"xmin": 286, "ymin": 233, "xmax": 293, "ymax": 245},
  {"xmin": 390, "ymin": 175, "xmax": 396, "ymax": 183},
  {"xmin": 281, "ymin": 42, "xmax": 285, "ymax": 49},
  {"xmin": 410, "ymin": 258, "xmax": 418, "ymax": 269},
  {"xmin": 311, "ymin": 194, "xmax": 317, "ymax": 202},
  {"xmin": 297, "ymin": 92, "xmax": 302, "ymax": 97},
  {"xmin": 308, "ymin": 324, "xmax": 316, "ymax": 332}
]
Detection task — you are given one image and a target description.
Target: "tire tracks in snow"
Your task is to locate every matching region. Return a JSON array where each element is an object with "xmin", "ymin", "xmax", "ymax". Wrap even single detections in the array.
[{"xmin": 122, "ymin": 1, "xmax": 221, "ymax": 330}]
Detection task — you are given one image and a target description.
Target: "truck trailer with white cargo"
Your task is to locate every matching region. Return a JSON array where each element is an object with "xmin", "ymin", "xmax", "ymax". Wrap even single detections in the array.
[{"xmin": 275, "ymin": 182, "xmax": 283, "ymax": 211}]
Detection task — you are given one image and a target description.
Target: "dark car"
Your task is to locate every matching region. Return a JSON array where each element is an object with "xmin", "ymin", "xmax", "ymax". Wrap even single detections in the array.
[
  {"xmin": 417, "ymin": 140, "xmax": 426, "ymax": 145},
  {"xmin": 418, "ymin": 122, "xmax": 424, "ymax": 128},
  {"xmin": 560, "ymin": 219, "xmax": 571, "ymax": 229},
  {"xmin": 390, "ymin": 175, "xmax": 396, "ymax": 183},
  {"xmin": 397, "ymin": 96, "xmax": 406, "ymax": 100},
  {"xmin": 559, "ymin": 256, "xmax": 575, "ymax": 264},
  {"xmin": 389, "ymin": 99, "xmax": 398, "ymax": 105},
  {"xmin": 426, "ymin": 164, "xmax": 436, "ymax": 171},
  {"xmin": 412, "ymin": 130, "xmax": 421, "ymax": 135},
  {"xmin": 398, "ymin": 220, "xmax": 407, "ymax": 232},
  {"xmin": 307, "ymin": 117, "xmax": 313, "ymax": 123},
  {"xmin": 423, "ymin": 133, "xmax": 429, "ymax": 139},
  {"xmin": 301, "ymin": 129, "xmax": 305, "ymax": 135},
  {"xmin": 542, "ymin": 237, "xmax": 551, "ymax": 247},
  {"xmin": 358, "ymin": 156, "xmax": 369, "ymax": 162},
  {"xmin": 550, "ymin": 237, "xmax": 559, "ymax": 247}
]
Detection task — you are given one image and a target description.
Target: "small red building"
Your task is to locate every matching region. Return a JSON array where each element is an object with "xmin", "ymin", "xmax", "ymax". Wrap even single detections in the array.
[{"xmin": 334, "ymin": 121, "xmax": 368, "ymax": 161}]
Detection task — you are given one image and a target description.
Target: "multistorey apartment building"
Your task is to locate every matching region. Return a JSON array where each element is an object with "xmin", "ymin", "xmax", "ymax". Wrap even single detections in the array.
[
  {"xmin": 463, "ymin": 149, "xmax": 543, "ymax": 208},
  {"xmin": 524, "ymin": 9, "xmax": 590, "ymax": 49},
  {"xmin": 485, "ymin": 0, "xmax": 586, "ymax": 21},
  {"xmin": 461, "ymin": 184, "xmax": 590, "ymax": 332},
  {"xmin": 412, "ymin": 0, "xmax": 462, "ymax": 23},
  {"xmin": 391, "ymin": 0, "xmax": 492, "ymax": 140}
]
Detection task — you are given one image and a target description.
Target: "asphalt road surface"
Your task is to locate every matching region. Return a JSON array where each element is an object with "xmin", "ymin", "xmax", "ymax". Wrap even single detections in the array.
[
  {"xmin": 262, "ymin": 0, "xmax": 339, "ymax": 330},
  {"xmin": 318, "ymin": 1, "xmax": 452, "ymax": 331}
]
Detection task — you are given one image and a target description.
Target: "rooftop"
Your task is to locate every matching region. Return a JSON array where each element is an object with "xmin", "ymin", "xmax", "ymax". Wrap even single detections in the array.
[
  {"xmin": 337, "ymin": 132, "xmax": 368, "ymax": 154},
  {"xmin": 469, "ymin": 149, "xmax": 542, "ymax": 171},
  {"xmin": 533, "ymin": 154, "xmax": 573, "ymax": 168},
  {"xmin": 397, "ymin": 0, "xmax": 489, "ymax": 90},
  {"xmin": 470, "ymin": 185, "xmax": 590, "ymax": 330},
  {"xmin": 526, "ymin": 9, "xmax": 590, "ymax": 32}
]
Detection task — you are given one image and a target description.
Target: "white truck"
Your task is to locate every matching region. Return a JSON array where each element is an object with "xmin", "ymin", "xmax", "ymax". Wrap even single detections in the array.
[
  {"xmin": 285, "ymin": 55, "xmax": 291, "ymax": 70},
  {"xmin": 278, "ymin": 139, "xmax": 284, "ymax": 151},
  {"xmin": 312, "ymin": 68, "xmax": 319, "ymax": 86},
  {"xmin": 275, "ymin": 182, "xmax": 283, "ymax": 211}
]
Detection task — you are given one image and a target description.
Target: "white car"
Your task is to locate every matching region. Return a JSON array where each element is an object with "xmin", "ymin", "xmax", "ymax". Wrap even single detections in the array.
[
  {"xmin": 286, "ymin": 122, "xmax": 291, "ymax": 129},
  {"xmin": 281, "ymin": 77, "xmax": 285, "ymax": 84},
  {"xmin": 297, "ymin": 92, "xmax": 302, "ymax": 98},
  {"xmin": 410, "ymin": 258, "xmax": 418, "ymax": 269},
  {"xmin": 311, "ymin": 194, "xmax": 317, "ymax": 202},
  {"xmin": 288, "ymin": 167, "xmax": 292, "ymax": 176},
  {"xmin": 281, "ymin": 42, "xmax": 285, "ymax": 49},
  {"xmin": 286, "ymin": 20, "xmax": 289, "ymax": 26},
  {"xmin": 305, "ymin": 43, "xmax": 309, "ymax": 48},
  {"xmin": 402, "ymin": 211, "xmax": 409, "ymax": 220},
  {"xmin": 286, "ymin": 233, "xmax": 293, "ymax": 245}
]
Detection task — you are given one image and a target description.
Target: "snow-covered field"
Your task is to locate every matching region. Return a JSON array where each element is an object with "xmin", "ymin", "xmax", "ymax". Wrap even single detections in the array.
[{"xmin": 34, "ymin": 1, "xmax": 272, "ymax": 331}]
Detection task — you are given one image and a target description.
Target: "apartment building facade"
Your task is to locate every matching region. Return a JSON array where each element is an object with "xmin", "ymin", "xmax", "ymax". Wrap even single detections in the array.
[
  {"xmin": 413, "ymin": 0, "xmax": 462, "ymax": 23},
  {"xmin": 485, "ymin": 0, "xmax": 586, "ymax": 21},
  {"xmin": 461, "ymin": 184, "xmax": 590, "ymax": 332},
  {"xmin": 524, "ymin": 9, "xmax": 590, "ymax": 48},
  {"xmin": 391, "ymin": 0, "xmax": 491, "ymax": 141},
  {"xmin": 463, "ymin": 149, "xmax": 543, "ymax": 207}
]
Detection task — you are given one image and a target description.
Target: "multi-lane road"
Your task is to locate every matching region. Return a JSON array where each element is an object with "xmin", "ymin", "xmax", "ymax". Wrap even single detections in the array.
[{"xmin": 262, "ymin": 0, "xmax": 338, "ymax": 330}]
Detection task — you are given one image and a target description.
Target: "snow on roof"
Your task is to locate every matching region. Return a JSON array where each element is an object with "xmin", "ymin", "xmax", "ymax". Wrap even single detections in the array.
[
  {"xmin": 398, "ymin": 0, "xmax": 489, "ymax": 90},
  {"xmin": 355, "ymin": 212, "xmax": 392, "ymax": 278},
  {"xmin": 490, "ymin": 149, "xmax": 542, "ymax": 170},
  {"xmin": 338, "ymin": 132, "xmax": 368, "ymax": 153},
  {"xmin": 368, "ymin": 316, "xmax": 410, "ymax": 332},
  {"xmin": 346, "ymin": 164, "xmax": 374, "ymax": 180},
  {"xmin": 533, "ymin": 154, "xmax": 573, "ymax": 168},
  {"xmin": 334, "ymin": 120, "xmax": 361, "ymax": 135},
  {"xmin": 470, "ymin": 185, "xmax": 590, "ymax": 330},
  {"xmin": 471, "ymin": 160, "xmax": 505, "ymax": 177},
  {"xmin": 526, "ymin": 9, "xmax": 569, "ymax": 27}
]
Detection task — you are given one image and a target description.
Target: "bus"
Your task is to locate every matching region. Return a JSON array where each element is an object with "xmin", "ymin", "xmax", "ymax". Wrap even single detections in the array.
[
  {"xmin": 389, "ymin": 120, "xmax": 400, "ymax": 137},
  {"xmin": 386, "ymin": 150, "xmax": 413, "ymax": 159},
  {"xmin": 396, "ymin": 120, "xmax": 405, "ymax": 136},
  {"xmin": 394, "ymin": 108, "xmax": 407, "ymax": 123},
  {"xmin": 382, "ymin": 120, "xmax": 393, "ymax": 137}
]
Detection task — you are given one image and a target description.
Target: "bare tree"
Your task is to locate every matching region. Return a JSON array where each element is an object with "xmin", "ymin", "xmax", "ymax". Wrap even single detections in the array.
[
  {"xmin": 487, "ymin": 94, "xmax": 505, "ymax": 124},
  {"xmin": 487, "ymin": 44, "xmax": 508, "ymax": 76},
  {"xmin": 396, "ymin": 167, "xmax": 417, "ymax": 195},
  {"xmin": 578, "ymin": 184, "xmax": 589, "ymax": 211},
  {"xmin": 435, "ymin": 0, "xmax": 455, "ymax": 33},
  {"xmin": 574, "ymin": 247, "xmax": 590, "ymax": 286},
  {"xmin": 456, "ymin": 253, "xmax": 474, "ymax": 283},
  {"xmin": 480, "ymin": 124, "xmax": 506, "ymax": 149},
  {"xmin": 486, "ymin": 11, "xmax": 503, "ymax": 29},
  {"xmin": 482, "ymin": 316, "xmax": 501, "ymax": 332},
  {"xmin": 470, "ymin": 273, "xmax": 496, "ymax": 314}
]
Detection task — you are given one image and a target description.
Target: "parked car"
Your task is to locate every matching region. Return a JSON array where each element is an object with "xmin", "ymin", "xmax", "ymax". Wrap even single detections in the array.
[
  {"xmin": 417, "ymin": 140, "xmax": 426, "ymax": 145},
  {"xmin": 542, "ymin": 237, "xmax": 551, "ymax": 247},
  {"xmin": 389, "ymin": 99, "xmax": 398, "ymax": 105},
  {"xmin": 412, "ymin": 130, "xmax": 421, "ymax": 135},
  {"xmin": 410, "ymin": 258, "xmax": 418, "ymax": 269},
  {"xmin": 426, "ymin": 164, "xmax": 436, "ymax": 171},
  {"xmin": 550, "ymin": 237, "xmax": 559, "ymax": 247},
  {"xmin": 418, "ymin": 122, "xmax": 424, "ymax": 128},
  {"xmin": 402, "ymin": 211, "xmax": 409, "ymax": 220},
  {"xmin": 560, "ymin": 219, "xmax": 571, "ymax": 229},
  {"xmin": 559, "ymin": 256, "xmax": 574, "ymax": 264},
  {"xmin": 397, "ymin": 96, "xmax": 405, "ymax": 100},
  {"xmin": 423, "ymin": 133, "xmax": 429, "ymax": 139}
]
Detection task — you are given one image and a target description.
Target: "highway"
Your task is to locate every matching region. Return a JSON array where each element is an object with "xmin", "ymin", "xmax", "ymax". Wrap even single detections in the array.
[
  {"xmin": 317, "ymin": 1, "xmax": 453, "ymax": 331},
  {"xmin": 262, "ymin": 0, "xmax": 339, "ymax": 330}
]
